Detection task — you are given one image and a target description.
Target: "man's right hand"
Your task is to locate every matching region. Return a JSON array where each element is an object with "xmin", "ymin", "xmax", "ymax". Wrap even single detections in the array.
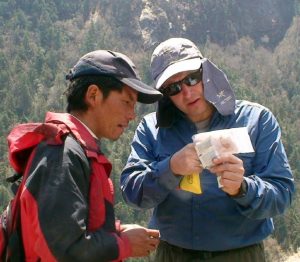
[
  {"xmin": 120, "ymin": 224, "xmax": 160, "ymax": 257},
  {"xmin": 170, "ymin": 143, "xmax": 203, "ymax": 176}
]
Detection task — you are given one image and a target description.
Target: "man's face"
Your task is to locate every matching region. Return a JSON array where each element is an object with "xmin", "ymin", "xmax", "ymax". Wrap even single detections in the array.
[
  {"xmin": 162, "ymin": 70, "xmax": 214, "ymax": 122},
  {"xmin": 92, "ymin": 85, "xmax": 137, "ymax": 140}
]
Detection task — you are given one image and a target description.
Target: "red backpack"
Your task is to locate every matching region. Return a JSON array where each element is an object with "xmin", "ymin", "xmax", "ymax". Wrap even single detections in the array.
[
  {"xmin": 0, "ymin": 122, "xmax": 75, "ymax": 261},
  {"xmin": 0, "ymin": 112, "xmax": 114, "ymax": 261}
]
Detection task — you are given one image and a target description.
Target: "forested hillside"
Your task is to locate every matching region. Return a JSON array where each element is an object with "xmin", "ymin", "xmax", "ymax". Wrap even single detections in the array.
[{"xmin": 0, "ymin": 1, "xmax": 299, "ymax": 261}]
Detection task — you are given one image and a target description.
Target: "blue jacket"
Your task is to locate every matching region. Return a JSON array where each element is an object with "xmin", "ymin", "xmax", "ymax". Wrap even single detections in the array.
[{"xmin": 120, "ymin": 100, "xmax": 294, "ymax": 251}]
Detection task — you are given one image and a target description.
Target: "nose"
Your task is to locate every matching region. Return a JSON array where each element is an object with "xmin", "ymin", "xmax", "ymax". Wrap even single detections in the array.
[
  {"xmin": 128, "ymin": 105, "xmax": 136, "ymax": 121},
  {"xmin": 180, "ymin": 83, "xmax": 193, "ymax": 98}
]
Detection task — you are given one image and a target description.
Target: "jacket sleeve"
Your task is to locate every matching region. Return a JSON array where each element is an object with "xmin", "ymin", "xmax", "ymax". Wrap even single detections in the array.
[
  {"xmin": 233, "ymin": 108, "xmax": 295, "ymax": 219},
  {"xmin": 120, "ymin": 116, "xmax": 181, "ymax": 209},
  {"xmin": 22, "ymin": 136, "xmax": 131, "ymax": 261}
]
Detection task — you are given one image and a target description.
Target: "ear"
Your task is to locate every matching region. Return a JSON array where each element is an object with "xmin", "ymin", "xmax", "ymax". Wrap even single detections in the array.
[{"xmin": 85, "ymin": 84, "xmax": 103, "ymax": 107}]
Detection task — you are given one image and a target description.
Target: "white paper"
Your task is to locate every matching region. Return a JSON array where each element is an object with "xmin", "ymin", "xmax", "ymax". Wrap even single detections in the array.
[{"xmin": 193, "ymin": 127, "xmax": 254, "ymax": 169}]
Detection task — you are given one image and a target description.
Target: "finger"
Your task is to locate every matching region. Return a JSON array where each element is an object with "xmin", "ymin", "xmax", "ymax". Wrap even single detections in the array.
[
  {"xmin": 221, "ymin": 169, "xmax": 243, "ymax": 179},
  {"xmin": 209, "ymin": 162, "xmax": 232, "ymax": 173},
  {"xmin": 210, "ymin": 162, "xmax": 243, "ymax": 175},
  {"xmin": 213, "ymin": 154, "xmax": 242, "ymax": 165},
  {"xmin": 221, "ymin": 175, "xmax": 242, "ymax": 187},
  {"xmin": 148, "ymin": 237, "xmax": 159, "ymax": 245},
  {"xmin": 217, "ymin": 169, "xmax": 243, "ymax": 182},
  {"xmin": 148, "ymin": 243, "xmax": 158, "ymax": 251},
  {"xmin": 220, "ymin": 174, "xmax": 244, "ymax": 191},
  {"xmin": 147, "ymin": 229, "xmax": 160, "ymax": 238},
  {"xmin": 146, "ymin": 237, "xmax": 160, "ymax": 249}
]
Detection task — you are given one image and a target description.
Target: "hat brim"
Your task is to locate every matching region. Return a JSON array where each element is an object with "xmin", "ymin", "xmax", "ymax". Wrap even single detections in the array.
[
  {"xmin": 155, "ymin": 57, "xmax": 203, "ymax": 89},
  {"xmin": 119, "ymin": 77, "xmax": 163, "ymax": 104}
]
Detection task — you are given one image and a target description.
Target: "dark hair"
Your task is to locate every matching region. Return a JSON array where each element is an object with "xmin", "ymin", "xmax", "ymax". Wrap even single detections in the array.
[{"xmin": 65, "ymin": 75, "xmax": 124, "ymax": 112}]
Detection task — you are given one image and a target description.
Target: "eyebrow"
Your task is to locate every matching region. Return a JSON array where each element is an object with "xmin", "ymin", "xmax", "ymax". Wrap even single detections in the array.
[
  {"xmin": 128, "ymin": 92, "xmax": 136, "ymax": 102},
  {"xmin": 125, "ymin": 87, "xmax": 138, "ymax": 102}
]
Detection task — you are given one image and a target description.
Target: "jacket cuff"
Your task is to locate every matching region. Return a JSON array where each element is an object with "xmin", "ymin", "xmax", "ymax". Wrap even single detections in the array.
[
  {"xmin": 156, "ymin": 156, "xmax": 181, "ymax": 190},
  {"xmin": 232, "ymin": 177, "xmax": 255, "ymax": 206},
  {"xmin": 112, "ymin": 233, "xmax": 132, "ymax": 261}
]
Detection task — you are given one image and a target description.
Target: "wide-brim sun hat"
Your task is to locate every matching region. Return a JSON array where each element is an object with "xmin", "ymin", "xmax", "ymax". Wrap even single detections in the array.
[
  {"xmin": 151, "ymin": 38, "xmax": 236, "ymax": 127},
  {"xmin": 150, "ymin": 38, "xmax": 204, "ymax": 89}
]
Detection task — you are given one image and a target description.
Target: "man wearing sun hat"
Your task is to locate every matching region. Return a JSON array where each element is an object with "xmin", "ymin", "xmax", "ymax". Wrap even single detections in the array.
[
  {"xmin": 6, "ymin": 50, "xmax": 161, "ymax": 261},
  {"xmin": 120, "ymin": 38, "xmax": 294, "ymax": 261}
]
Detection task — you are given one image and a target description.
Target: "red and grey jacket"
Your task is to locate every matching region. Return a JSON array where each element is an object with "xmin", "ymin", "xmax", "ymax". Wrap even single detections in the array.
[{"xmin": 8, "ymin": 112, "xmax": 131, "ymax": 261}]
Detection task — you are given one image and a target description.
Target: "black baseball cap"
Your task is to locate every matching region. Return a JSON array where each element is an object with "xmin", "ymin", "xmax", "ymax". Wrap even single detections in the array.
[{"xmin": 66, "ymin": 50, "xmax": 162, "ymax": 104}]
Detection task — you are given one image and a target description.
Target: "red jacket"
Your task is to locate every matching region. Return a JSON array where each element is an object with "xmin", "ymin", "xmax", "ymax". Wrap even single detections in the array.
[{"xmin": 8, "ymin": 112, "xmax": 131, "ymax": 261}]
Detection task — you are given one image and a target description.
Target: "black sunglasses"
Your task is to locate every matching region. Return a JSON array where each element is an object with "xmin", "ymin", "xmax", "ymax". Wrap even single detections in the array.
[{"xmin": 160, "ymin": 69, "xmax": 203, "ymax": 97}]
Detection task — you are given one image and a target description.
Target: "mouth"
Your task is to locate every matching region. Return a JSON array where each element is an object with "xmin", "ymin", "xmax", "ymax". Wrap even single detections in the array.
[
  {"xmin": 187, "ymin": 98, "xmax": 200, "ymax": 106},
  {"xmin": 118, "ymin": 123, "xmax": 128, "ymax": 130}
]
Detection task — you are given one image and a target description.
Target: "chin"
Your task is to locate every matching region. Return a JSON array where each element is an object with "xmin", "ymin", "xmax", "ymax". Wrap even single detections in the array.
[{"xmin": 107, "ymin": 133, "xmax": 122, "ymax": 141}]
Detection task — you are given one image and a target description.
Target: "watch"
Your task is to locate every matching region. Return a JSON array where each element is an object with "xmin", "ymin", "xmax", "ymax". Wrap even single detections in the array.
[{"xmin": 232, "ymin": 179, "xmax": 248, "ymax": 198}]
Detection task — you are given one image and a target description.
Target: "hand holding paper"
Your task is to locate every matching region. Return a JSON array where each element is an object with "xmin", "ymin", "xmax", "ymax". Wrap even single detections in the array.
[
  {"xmin": 170, "ymin": 143, "xmax": 202, "ymax": 175},
  {"xmin": 193, "ymin": 127, "xmax": 254, "ymax": 169},
  {"xmin": 169, "ymin": 143, "xmax": 203, "ymax": 194},
  {"xmin": 193, "ymin": 127, "xmax": 254, "ymax": 189},
  {"xmin": 178, "ymin": 128, "xmax": 254, "ymax": 194}
]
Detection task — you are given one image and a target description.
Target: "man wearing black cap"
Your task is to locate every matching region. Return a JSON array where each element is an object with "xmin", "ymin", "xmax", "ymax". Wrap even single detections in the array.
[
  {"xmin": 8, "ymin": 50, "xmax": 161, "ymax": 261},
  {"xmin": 120, "ymin": 38, "xmax": 294, "ymax": 261}
]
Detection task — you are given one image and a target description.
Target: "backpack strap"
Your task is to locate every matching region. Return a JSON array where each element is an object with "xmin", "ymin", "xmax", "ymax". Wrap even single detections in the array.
[
  {"xmin": 44, "ymin": 113, "xmax": 114, "ymax": 231},
  {"xmin": 45, "ymin": 112, "xmax": 112, "ymax": 174}
]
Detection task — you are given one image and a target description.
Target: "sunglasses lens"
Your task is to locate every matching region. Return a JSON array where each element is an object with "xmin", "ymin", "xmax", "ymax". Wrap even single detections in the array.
[
  {"xmin": 163, "ymin": 83, "xmax": 181, "ymax": 96},
  {"xmin": 161, "ymin": 70, "xmax": 202, "ymax": 96},
  {"xmin": 184, "ymin": 72, "xmax": 202, "ymax": 86}
]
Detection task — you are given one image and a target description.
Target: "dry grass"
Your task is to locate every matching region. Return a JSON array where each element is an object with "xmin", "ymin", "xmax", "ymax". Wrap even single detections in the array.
[{"xmin": 284, "ymin": 250, "xmax": 300, "ymax": 262}]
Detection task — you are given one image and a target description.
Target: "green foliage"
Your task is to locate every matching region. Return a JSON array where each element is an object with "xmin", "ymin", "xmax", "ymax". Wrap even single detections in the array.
[{"xmin": 0, "ymin": 185, "xmax": 12, "ymax": 212}]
